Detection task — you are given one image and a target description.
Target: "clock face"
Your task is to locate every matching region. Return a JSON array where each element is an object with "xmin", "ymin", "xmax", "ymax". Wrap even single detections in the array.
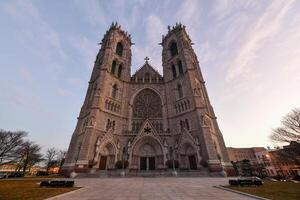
[{"xmin": 133, "ymin": 89, "xmax": 162, "ymax": 119}]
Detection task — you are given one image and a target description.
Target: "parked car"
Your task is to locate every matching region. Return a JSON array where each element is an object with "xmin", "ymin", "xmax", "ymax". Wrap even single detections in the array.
[
  {"xmin": 7, "ymin": 172, "xmax": 23, "ymax": 178},
  {"xmin": 36, "ymin": 171, "xmax": 49, "ymax": 176},
  {"xmin": 0, "ymin": 173, "xmax": 8, "ymax": 179},
  {"xmin": 229, "ymin": 176, "xmax": 263, "ymax": 186},
  {"xmin": 40, "ymin": 180, "xmax": 74, "ymax": 187}
]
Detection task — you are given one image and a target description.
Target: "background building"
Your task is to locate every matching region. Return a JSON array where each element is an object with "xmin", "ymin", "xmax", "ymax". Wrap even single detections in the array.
[
  {"xmin": 227, "ymin": 147, "xmax": 265, "ymax": 164},
  {"xmin": 269, "ymin": 142, "xmax": 300, "ymax": 177},
  {"xmin": 227, "ymin": 142, "xmax": 300, "ymax": 177},
  {"xmin": 255, "ymin": 150, "xmax": 277, "ymax": 177}
]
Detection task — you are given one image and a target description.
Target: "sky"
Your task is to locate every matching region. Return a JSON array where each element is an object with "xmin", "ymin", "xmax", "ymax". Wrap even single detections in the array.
[{"xmin": 0, "ymin": 0, "xmax": 300, "ymax": 152}]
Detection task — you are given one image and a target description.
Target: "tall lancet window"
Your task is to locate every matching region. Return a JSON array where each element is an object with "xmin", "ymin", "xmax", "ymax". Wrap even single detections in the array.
[
  {"xmin": 170, "ymin": 42, "xmax": 178, "ymax": 57},
  {"xmin": 112, "ymin": 84, "xmax": 118, "ymax": 99},
  {"xmin": 117, "ymin": 64, "xmax": 122, "ymax": 78},
  {"xmin": 111, "ymin": 60, "xmax": 117, "ymax": 74},
  {"xmin": 116, "ymin": 42, "xmax": 123, "ymax": 56},
  {"xmin": 178, "ymin": 60, "xmax": 183, "ymax": 75},
  {"xmin": 185, "ymin": 119, "xmax": 190, "ymax": 130},
  {"xmin": 177, "ymin": 84, "xmax": 183, "ymax": 98},
  {"xmin": 172, "ymin": 64, "xmax": 177, "ymax": 78}
]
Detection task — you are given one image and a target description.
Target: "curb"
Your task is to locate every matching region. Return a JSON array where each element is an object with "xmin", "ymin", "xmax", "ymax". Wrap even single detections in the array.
[
  {"xmin": 214, "ymin": 186, "xmax": 270, "ymax": 200},
  {"xmin": 45, "ymin": 187, "xmax": 86, "ymax": 200}
]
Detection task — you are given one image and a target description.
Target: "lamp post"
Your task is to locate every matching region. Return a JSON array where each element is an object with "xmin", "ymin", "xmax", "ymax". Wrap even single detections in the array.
[
  {"xmin": 121, "ymin": 147, "xmax": 127, "ymax": 177},
  {"xmin": 171, "ymin": 146, "xmax": 177, "ymax": 176}
]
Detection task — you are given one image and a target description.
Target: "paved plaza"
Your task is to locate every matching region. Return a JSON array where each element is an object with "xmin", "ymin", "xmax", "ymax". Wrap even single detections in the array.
[{"xmin": 47, "ymin": 177, "xmax": 258, "ymax": 200}]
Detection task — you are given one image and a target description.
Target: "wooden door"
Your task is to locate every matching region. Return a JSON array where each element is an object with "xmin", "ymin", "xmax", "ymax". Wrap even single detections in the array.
[
  {"xmin": 140, "ymin": 157, "xmax": 147, "ymax": 170},
  {"xmin": 149, "ymin": 157, "xmax": 155, "ymax": 170},
  {"xmin": 99, "ymin": 156, "xmax": 107, "ymax": 170},
  {"xmin": 188, "ymin": 155, "xmax": 197, "ymax": 170}
]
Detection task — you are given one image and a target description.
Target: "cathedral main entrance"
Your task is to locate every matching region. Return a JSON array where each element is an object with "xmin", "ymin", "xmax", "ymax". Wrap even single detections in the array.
[
  {"xmin": 139, "ymin": 144, "xmax": 156, "ymax": 170},
  {"xmin": 140, "ymin": 156, "xmax": 155, "ymax": 170},
  {"xmin": 130, "ymin": 135, "xmax": 164, "ymax": 170}
]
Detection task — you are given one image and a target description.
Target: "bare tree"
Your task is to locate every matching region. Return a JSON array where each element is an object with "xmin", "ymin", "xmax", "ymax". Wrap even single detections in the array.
[
  {"xmin": 0, "ymin": 130, "xmax": 27, "ymax": 164},
  {"xmin": 270, "ymin": 108, "xmax": 300, "ymax": 164},
  {"xmin": 57, "ymin": 150, "xmax": 66, "ymax": 172},
  {"xmin": 16, "ymin": 141, "xmax": 43, "ymax": 175},
  {"xmin": 270, "ymin": 108, "xmax": 300, "ymax": 144},
  {"xmin": 45, "ymin": 148, "xmax": 58, "ymax": 173}
]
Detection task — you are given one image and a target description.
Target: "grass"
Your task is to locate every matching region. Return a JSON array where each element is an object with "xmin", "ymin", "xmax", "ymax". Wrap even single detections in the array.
[
  {"xmin": 225, "ymin": 180, "xmax": 300, "ymax": 200},
  {"xmin": 0, "ymin": 178, "xmax": 80, "ymax": 200}
]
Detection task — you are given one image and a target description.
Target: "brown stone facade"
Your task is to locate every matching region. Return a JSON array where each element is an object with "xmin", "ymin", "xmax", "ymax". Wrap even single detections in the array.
[{"xmin": 62, "ymin": 22, "xmax": 233, "ymax": 176}]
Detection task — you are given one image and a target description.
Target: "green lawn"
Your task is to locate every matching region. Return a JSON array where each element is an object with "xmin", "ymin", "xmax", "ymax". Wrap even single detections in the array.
[
  {"xmin": 225, "ymin": 180, "xmax": 300, "ymax": 200},
  {"xmin": 0, "ymin": 178, "xmax": 79, "ymax": 200}
]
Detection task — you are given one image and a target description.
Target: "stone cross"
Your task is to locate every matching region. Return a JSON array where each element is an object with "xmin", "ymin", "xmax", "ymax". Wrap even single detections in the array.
[{"xmin": 144, "ymin": 56, "xmax": 150, "ymax": 63}]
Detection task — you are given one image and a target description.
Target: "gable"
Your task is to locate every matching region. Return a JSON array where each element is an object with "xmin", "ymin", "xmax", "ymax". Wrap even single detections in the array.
[{"xmin": 132, "ymin": 62, "xmax": 162, "ymax": 79}]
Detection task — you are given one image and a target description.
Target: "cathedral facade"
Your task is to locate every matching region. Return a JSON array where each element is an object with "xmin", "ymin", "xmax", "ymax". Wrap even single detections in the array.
[{"xmin": 62, "ymin": 23, "xmax": 233, "ymax": 176}]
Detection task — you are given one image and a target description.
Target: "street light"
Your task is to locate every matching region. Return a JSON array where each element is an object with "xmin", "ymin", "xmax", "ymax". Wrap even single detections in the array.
[
  {"xmin": 170, "ymin": 146, "xmax": 177, "ymax": 176},
  {"xmin": 121, "ymin": 147, "xmax": 127, "ymax": 177}
]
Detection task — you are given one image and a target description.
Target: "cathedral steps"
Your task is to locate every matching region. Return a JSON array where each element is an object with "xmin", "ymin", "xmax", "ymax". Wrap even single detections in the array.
[{"xmin": 72, "ymin": 168, "xmax": 224, "ymax": 178}]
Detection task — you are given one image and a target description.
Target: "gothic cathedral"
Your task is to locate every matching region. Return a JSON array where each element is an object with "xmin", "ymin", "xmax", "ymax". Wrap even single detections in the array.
[{"xmin": 62, "ymin": 23, "xmax": 234, "ymax": 176}]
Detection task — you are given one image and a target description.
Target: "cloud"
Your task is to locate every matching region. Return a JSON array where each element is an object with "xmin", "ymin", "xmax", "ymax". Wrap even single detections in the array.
[
  {"xmin": 213, "ymin": 0, "xmax": 260, "ymax": 19},
  {"xmin": 57, "ymin": 88, "xmax": 73, "ymax": 97},
  {"xmin": 74, "ymin": 0, "xmax": 106, "ymax": 27},
  {"xmin": 176, "ymin": 0, "xmax": 200, "ymax": 24},
  {"xmin": 7, "ymin": 88, "xmax": 54, "ymax": 118},
  {"xmin": 226, "ymin": 0, "xmax": 295, "ymax": 81},
  {"xmin": 0, "ymin": 0, "xmax": 66, "ymax": 60},
  {"xmin": 69, "ymin": 35, "xmax": 98, "ymax": 69},
  {"xmin": 17, "ymin": 67, "xmax": 32, "ymax": 83},
  {"xmin": 133, "ymin": 14, "xmax": 165, "ymax": 73}
]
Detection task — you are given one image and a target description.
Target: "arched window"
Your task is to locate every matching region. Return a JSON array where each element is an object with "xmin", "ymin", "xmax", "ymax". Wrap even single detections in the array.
[
  {"xmin": 112, "ymin": 121, "xmax": 116, "ymax": 129},
  {"xmin": 170, "ymin": 42, "xmax": 178, "ymax": 57},
  {"xmin": 106, "ymin": 119, "xmax": 111, "ymax": 131},
  {"xmin": 178, "ymin": 60, "xmax": 183, "ymax": 74},
  {"xmin": 111, "ymin": 60, "xmax": 117, "ymax": 74},
  {"xmin": 180, "ymin": 120, "xmax": 184, "ymax": 131},
  {"xmin": 116, "ymin": 42, "xmax": 123, "ymax": 56},
  {"xmin": 177, "ymin": 84, "xmax": 183, "ymax": 98},
  {"xmin": 117, "ymin": 64, "xmax": 122, "ymax": 78},
  {"xmin": 172, "ymin": 64, "xmax": 177, "ymax": 78},
  {"xmin": 185, "ymin": 119, "xmax": 190, "ymax": 130},
  {"xmin": 112, "ymin": 84, "xmax": 117, "ymax": 99}
]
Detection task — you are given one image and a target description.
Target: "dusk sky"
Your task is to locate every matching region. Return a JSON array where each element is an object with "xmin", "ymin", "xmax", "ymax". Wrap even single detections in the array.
[{"xmin": 0, "ymin": 0, "xmax": 299, "ymax": 152}]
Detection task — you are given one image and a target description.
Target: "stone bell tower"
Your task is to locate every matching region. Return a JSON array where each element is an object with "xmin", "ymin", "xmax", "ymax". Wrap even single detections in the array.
[
  {"xmin": 63, "ymin": 22, "xmax": 132, "ymax": 174},
  {"xmin": 162, "ymin": 23, "xmax": 232, "ymax": 173}
]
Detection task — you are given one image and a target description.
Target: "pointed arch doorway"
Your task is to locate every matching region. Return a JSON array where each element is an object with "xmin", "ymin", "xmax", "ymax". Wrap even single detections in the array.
[
  {"xmin": 98, "ymin": 142, "xmax": 116, "ymax": 170},
  {"xmin": 179, "ymin": 143, "xmax": 198, "ymax": 170},
  {"xmin": 139, "ymin": 144, "xmax": 156, "ymax": 170},
  {"xmin": 131, "ymin": 136, "xmax": 164, "ymax": 171}
]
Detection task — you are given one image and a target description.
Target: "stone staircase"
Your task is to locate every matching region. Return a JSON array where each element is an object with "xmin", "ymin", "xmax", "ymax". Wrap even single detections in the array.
[{"xmin": 73, "ymin": 168, "xmax": 224, "ymax": 178}]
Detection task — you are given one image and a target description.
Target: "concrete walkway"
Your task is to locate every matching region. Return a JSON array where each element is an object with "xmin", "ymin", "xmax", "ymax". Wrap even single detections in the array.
[{"xmin": 47, "ymin": 177, "xmax": 258, "ymax": 200}]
